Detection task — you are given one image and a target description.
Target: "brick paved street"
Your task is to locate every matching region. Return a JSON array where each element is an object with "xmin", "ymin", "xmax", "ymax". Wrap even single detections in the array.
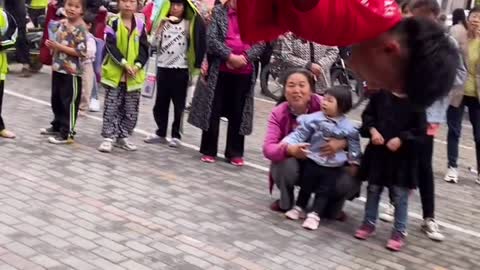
[{"xmin": 1, "ymin": 65, "xmax": 480, "ymax": 270}]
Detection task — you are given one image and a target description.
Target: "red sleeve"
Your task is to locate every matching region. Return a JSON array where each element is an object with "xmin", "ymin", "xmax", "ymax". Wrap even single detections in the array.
[{"xmin": 237, "ymin": 0, "xmax": 402, "ymax": 47}]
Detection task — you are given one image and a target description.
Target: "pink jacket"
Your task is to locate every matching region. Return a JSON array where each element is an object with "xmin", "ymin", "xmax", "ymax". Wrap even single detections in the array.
[{"xmin": 263, "ymin": 94, "xmax": 323, "ymax": 192}]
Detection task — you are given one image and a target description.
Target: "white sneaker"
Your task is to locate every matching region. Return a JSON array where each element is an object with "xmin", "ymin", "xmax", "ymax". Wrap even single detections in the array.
[
  {"xmin": 379, "ymin": 203, "xmax": 395, "ymax": 223},
  {"xmin": 114, "ymin": 138, "xmax": 137, "ymax": 151},
  {"xmin": 144, "ymin": 134, "xmax": 168, "ymax": 144},
  {"xmin": 421, "ymin": 218, "xmax": 445, "ymax": 242},
  {"xmin": 444, "ymin": 167, "xmax": 458, "ymax": 183},
  {"xmin": 89, "ymin": 98, "xmax": 101, "ymax": 112},
  {"xmin": 302, "ymin": 213, "xmax": 320, "ymax": 230},
  {"xmin": 169, "ymin": 138, "xmax": 182, "ymax": 148},
  {"xmin": 98, "ymin": 138, "xmax": 113, "ymax": 153},
  {"xmin": 285, "ymin": 206, "xmax": 306, "ymax": 220}
]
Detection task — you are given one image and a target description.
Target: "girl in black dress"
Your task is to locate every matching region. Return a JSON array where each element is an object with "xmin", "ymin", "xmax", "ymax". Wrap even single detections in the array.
[{"xmin": 354, "ymin": 90, "xmax": 426, "ymax": 252}]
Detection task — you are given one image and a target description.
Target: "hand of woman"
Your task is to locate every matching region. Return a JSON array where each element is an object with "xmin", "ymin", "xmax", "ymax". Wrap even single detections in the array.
[
  {"xmin": 320, "ymin": 138, "xmax": 347, "ymax": 157},
  {"xmin": 227, "ymin": 54, "xmax": 247, "ymax": 69},
  {"xmin": 287, "ymin": 143, "xmax": 310, "ymax": 160}
]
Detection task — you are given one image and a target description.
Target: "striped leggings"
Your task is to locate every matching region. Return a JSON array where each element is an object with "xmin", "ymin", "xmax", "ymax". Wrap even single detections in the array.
[
  {"xmin": 101, "ymin": 83, "xmax": 140, "ymax": 139},
  {"xmin": 50, "ymin": 71, "xmax": 82, "ymax": 139}
]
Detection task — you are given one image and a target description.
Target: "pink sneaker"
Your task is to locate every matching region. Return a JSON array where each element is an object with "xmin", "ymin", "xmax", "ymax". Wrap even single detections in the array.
[
  {"xmin": 285, "ymin": 206, "xmax": 306, "ymax": 220},
  {"xmin": 230, "ymin": 157, "xmax": 244, "ymax": 167},
  {"xmin": 354, "ymin": 223, "xmax": 376, "ymax": 240},
  {"xmin": 201, "ymin": 155, "xmax": 216, "ymax": 163},
  {"xmin": 302, "ymin": 213, "xmax": 320, "ymax": 230},
  {"xmin": 386, "ymin": 231, "xmax": 406, "ymax": 252}
]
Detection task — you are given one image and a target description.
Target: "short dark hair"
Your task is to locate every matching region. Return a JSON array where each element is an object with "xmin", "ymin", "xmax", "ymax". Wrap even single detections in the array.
[
  {"xmin": 277, "ymin": 68, "xmax": 316, "ymax": 105},
  {"xmin": 392, "ymin": 17, "xmax": 459, "ymax": 107},
  {"xmin": 469, "ymin": 6, "xmax": 480, "ymax": 19},
  {"xmin": 452, "ymin": 8, "xmax": 467, "ymax": 29},
  {"xmin": 324, "ymin": 86, "xmax": 353, "ymax": 114},
  {"xmin": 65, "ymin": 0, "xmax": 88, "ymax": 12},
  {"xmin": 409, "ymin": 0, "xmax": 441, "ymax": 17}
]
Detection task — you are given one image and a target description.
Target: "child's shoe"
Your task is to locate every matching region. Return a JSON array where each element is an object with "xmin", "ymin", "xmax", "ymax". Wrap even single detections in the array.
[
  {"xmin": 114, "ymin": 138, "xmax": 137, "ymax": 151},
  {"xmin": 40, "ymin": 127, "xmax": 59, "ymax": 136},
  {"xmin": 48, "ymin": 135, "xmax": 74, "ymax": 145},
  {"xmin": 144, "ymin": 134, "xmax": 168, "ymax": 144},
  {"xmin": 302, "ymin": 213, "xmax": 320, "ymax": 230},
  {"xmin": 285, "ymin": 206, "xmax": 306, "ymax": 220},
  {"xmin": 169, "ymin": 138, "xmax": 182, "ymax": 148},
  {"xmin": 98, "ymin": 138, "xmax": 114, "ymax": 153},
  {"xmin": 386, "ymin": 230, "xmax": 406, "ymax": 252},
  {"xmin": 379, "ymin": 203, "xmax": 395, "ymax": 223},
  {"xmin": 0, "ymin": 129, "xmax": 15, "ymax": 139},
  {"xmin": 89, "ymin": 98, "xmax": 101, "ymax": 112},
  {"xmin": 354, "ymin": 223, "xmax": 376, "ymax": 240}
]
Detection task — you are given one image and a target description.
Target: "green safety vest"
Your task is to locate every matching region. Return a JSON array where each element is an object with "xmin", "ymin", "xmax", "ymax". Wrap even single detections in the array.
[
  {"xmin": 101, "ymin": 16, "xmax": 147, "ymax": 92},
  {"xmin": 30, "ymin": 0, "xmax": 48, "ymax": 9},
  {"xmin": 0, "ymin": 9, "xmax": 13, "ymax": 81}
]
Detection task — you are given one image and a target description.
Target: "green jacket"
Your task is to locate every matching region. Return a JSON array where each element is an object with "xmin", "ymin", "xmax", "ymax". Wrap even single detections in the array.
[
  {"xmin": 152, "ymin": 0, "xmax": 206, "ymax": 74},
  {"xmin": 0, "ymin": 8, "xmax": 16, "ymax": 81},
  {"xmin": 101, "ymin": 15, "xmax": 149, "ymax": 91}
]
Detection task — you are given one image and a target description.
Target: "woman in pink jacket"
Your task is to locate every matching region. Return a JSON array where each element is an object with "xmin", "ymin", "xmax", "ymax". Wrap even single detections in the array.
[{"xmin": 263, "ymin": 68, "xmax": 358, "ymax": 216}]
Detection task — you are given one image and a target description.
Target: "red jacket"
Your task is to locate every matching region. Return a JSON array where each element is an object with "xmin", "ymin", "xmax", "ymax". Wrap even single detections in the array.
[{"xmin": 237, "ymin": 0, "xmax": 402, "ymax": 46}]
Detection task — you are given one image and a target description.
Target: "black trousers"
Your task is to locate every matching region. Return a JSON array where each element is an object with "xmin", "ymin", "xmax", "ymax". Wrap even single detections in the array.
[
  {"xmin": 5, "ymin": 0, "xmax": 29, "ymax": 64},
  {"xmin": 0, "ymin": 80, "xmax": 5, "ymax": 131},
  {"xmin": 418, "ymin": 134, "xmax": 435, "ymax": 219},
  {"xmin": 154, "ymin": 68, "xmax": 189, "ymax": 139},
  {"xmin": 50, "ymin": 71, "xmax": 82, "ymax": 139},
  {"xmin": 296, "ymin": 159, "xmax": 344, "ymax": 215},
  {"xmin": 200, "ymin": 72, "xmax": 252, "ymax": 158}
]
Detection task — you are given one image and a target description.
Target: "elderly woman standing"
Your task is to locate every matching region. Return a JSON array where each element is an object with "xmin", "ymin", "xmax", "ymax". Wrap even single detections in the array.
[
  {"xmin": 263, "ymin": 68, "xmax": 358, "ymax": 216},
  {"xmin": 188, "ymin": 0, "xmax": 264, "ymax": 166}
]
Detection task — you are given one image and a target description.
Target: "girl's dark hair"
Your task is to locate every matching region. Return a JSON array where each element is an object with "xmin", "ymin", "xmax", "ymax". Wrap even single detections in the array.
[
  {"xmin": 391, "ymin": 17, "xmax": 459, "ymax": 108},
  {"xmin": 400, "ymin": 0, "xmax": 411, "ymax": 14},
  {"xmin": 409, "ymin": 0, "xmax": 440, "ymax": 17},
  {"xmin": 452, "ymin": 8, "xmax": 467, "ymax": 29},
  {"xmin": 324, "ymin": 86, "xmax": 353, "ymax": 114},
  {"xmin": 276, "ymin": 68, "xmax": 316, "ymax": 105},
  {"xmin": 83, "ymin": 11, "xmax": 96, "ymax": 33}
]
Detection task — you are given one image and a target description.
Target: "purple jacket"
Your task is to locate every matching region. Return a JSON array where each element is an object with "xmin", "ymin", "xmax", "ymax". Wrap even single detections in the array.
[{"xmin": 263, "ymin": 94, "xmax": 323, "ymax": 192}]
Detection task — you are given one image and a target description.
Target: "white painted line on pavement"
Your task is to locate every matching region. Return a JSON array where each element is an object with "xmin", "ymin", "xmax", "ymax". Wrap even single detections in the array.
[{"xmin": 6, "ymin": 89, "xmax": 480, "ymax": 238}]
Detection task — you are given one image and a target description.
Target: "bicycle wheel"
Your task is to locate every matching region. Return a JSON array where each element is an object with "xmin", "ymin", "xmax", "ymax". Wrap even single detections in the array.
[
  {"xmin": 260, "ymin": 63, "xmax": 283, "ymax": 102},
  {"xmin": 330, "ymin": 68, "xmax": 366, "ymax": 109}
]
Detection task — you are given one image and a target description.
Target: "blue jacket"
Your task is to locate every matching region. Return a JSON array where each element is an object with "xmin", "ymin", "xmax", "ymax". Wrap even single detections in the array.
[{"xmin": 282, "ymin": 111, "xmax": 361, "ymax": 167}]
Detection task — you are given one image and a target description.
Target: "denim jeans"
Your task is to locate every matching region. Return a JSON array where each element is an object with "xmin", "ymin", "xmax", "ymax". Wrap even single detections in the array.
[
  {"xmin": 447, "ymin": 96, "xmax": 480, "ymax": 170},
  {"xmin": 364, "ymin": 185, "xmax": 409, "ymax": 233}
]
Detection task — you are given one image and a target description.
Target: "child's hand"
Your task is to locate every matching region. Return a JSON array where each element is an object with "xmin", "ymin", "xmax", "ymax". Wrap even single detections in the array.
[
  {"xmin": 45, "ymin": 40, "xmax": 60, "ymax": 51},
  {"xmin": 386, "ymin": 137, "xmax": 402, "ymax": 152},
  {"xmin": 370, "ymin": 128, "xmax": 384, "ymax": 145}
]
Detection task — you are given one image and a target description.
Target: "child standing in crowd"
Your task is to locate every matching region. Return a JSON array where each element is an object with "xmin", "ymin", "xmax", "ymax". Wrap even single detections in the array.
[
  {"xmin": 355, "ymin": 90, "xmax": 426, "ymax": 252},
  {"xmin": 98, "ymin": 0, "xmax": 149, "ymax": 153},
  {"xmin": 79, "ymin": 11, "xmax": 97, "ymax": 116},
  {"xmin": 144, "ymin": 0, "xmax": 206, "ymax": 147},
  {"xmin": 0, "ymin": 7, "xmax": 18, "ymax": 139},
  {"xmin": 40, "ymin": 0, "xmax": 88, "ymax": 144},
  {"xmin": 283, "ymin": 86, "xmax": 360, "ymax": 230}
]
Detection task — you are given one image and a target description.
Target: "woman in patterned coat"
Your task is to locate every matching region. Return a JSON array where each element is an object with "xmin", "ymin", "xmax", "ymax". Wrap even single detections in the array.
[{"xmin": 188, "ymin": 0, "xmax": 265, "ymax": 166}]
